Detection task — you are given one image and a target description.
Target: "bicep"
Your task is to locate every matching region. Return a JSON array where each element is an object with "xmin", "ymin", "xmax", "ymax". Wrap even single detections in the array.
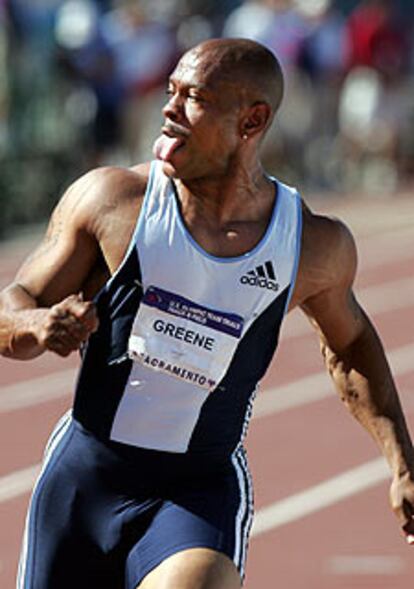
[{"xmin": 14, "ymin": 180, "xmax": 100, "ymax": 307}]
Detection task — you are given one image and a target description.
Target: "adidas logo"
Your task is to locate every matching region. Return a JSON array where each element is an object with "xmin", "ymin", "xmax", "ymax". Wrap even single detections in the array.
[{"xmin": 240, "ymin": 261, "xmax": 279, "ymax": 291}]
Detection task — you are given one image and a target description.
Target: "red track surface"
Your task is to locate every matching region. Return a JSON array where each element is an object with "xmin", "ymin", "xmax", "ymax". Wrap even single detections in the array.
[{"xmin": 0, "ymin": 196, "xmax": 413, "ymax": 588}]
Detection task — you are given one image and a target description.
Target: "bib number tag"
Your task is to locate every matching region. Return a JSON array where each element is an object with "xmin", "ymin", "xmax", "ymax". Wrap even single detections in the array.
[{"xmin": 128, "ymin": 286, "xmax": 244, "ymax": 390}]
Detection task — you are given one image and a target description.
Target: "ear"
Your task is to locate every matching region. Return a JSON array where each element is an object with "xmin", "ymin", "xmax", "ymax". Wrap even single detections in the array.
[{"xmin": 240, "ymin": 102, "xmax": 272, "ymax": 140}]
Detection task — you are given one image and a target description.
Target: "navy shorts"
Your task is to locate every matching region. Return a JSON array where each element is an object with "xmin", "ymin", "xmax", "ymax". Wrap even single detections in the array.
[{"xmin": 17, "ymin": 412, "xmax": 253, "ymax": 589}]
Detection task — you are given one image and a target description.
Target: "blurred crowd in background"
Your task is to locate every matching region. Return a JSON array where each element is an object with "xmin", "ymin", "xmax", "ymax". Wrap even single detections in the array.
[{"xmin": 0, "ymin": 0, "xmax": 414, "ymax": 235}]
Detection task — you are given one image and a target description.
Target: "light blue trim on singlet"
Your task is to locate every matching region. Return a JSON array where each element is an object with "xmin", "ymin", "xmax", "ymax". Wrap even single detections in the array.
[
  {"xmin": 283, "ymin": 190, "xmax": 303, "ymax": 316},
  {"xmin": 170, "ymin": 178, "xmax": 281, "ymax": 264},
  {"xmin": 104, "ymin": 161, "xmax": 157, "ymax": 290},
  {"xmin": 84, "ymin": 162, "xmax": 301, "ymax": 452}
]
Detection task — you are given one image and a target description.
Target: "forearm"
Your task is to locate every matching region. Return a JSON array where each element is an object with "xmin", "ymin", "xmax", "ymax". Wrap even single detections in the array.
[
  {"xmin": 322, "ymin": 317, "xmax": 414, "ymax": 477},
  {"xmin": 0, "ymin": 284, "xmax": 47, "ymax": 359}
]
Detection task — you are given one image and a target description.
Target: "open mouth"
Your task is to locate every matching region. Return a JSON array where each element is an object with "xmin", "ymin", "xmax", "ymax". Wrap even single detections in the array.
[{"xmin": 153, "ymin": 124, "xmax": 189, "ymax": 162}]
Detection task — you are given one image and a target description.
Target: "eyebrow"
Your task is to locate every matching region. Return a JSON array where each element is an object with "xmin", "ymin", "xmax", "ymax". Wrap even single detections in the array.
[{"xmin": 167, "ymin": 78, "xmax": 210, "ymax": 94}]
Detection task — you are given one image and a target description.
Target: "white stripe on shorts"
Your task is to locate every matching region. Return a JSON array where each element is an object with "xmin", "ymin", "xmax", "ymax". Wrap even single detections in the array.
[
  {"xmin": 231, "ymin": 445, "xmax": 254, "ymax": 581},
  {"xmin": 16, "ymin": 410, "xmax": 73, "ymax": 589}
]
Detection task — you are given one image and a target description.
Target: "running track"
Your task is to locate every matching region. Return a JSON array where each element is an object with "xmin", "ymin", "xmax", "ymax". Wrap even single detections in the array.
[{"xmin": 0, "ymin": 196, "xmax": 413, "ymax": 588}]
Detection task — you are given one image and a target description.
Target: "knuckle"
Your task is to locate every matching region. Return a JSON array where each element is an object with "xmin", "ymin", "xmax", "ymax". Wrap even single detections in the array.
[
  {"xmin": 44, "ymin": 313, "xmax": 56, "ymax": 329},
  {"xmin": 57, "ymin": 348, "xmax": 71, "ymax": 357},
  {"xmin": 43, "ymin": 331, "xmax": 57, "ymax": 347},
  {"xmin": 51, "ymin": 300, "xmax": 65, "ymax": 313}
]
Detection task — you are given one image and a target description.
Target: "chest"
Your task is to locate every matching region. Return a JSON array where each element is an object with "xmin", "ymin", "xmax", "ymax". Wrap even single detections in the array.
[
  {"xmin": 133, "ymin": 200, "xmax": 298, "ymax": 341},
  {"xmin": 181, "ymin": 218, "xmax": 272, "ymax": 259}
]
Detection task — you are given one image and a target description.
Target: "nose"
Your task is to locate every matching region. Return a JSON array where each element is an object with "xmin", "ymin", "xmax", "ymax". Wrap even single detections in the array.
[{"xmin": 162, "ymin": 92, "xmax": 184, "ymax": 123}]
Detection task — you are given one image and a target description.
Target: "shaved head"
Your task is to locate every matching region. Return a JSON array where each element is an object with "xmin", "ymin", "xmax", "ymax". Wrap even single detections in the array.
[
  {"xmin": 159, "ymin": 38, "xmax": 285, "ymax": 179},
  {"xmin": 183, "ymin": 38, "xmax": 284, "ymax": 121}
]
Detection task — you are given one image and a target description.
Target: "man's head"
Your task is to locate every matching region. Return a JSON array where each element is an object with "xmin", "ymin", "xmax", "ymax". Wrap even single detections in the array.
[{"xmin": 153, "ymin": 38, "xmax": 284, "ymax": 180}]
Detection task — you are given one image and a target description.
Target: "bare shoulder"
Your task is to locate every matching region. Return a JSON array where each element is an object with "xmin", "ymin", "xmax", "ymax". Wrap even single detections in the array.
[
  {"xmin": 10, "ymin": 163, "xmax": 152, "ymax": 305},
  {"xmin": 59, "ymin": 163, "xmax": 151, "ymax": 234},
  {"xmin": 290, "ymin": 201, "xmax": 357, "ymax": 309}
]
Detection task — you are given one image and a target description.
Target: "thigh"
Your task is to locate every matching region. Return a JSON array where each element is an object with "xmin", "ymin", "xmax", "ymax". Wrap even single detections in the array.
[
  {"xmin": 126, "ymin": 446, "xmax": 253, "ymax": 589},
  {"xmin": 137, "ymin": 547, "xmax": 241, "ymax": 589},
  {"xmin": 17, "ymin": 412, "xmax": 80, "ymax": 589},
  {"xmin": 18, "ymin": 415, "xmax": 128, "ymax": 589}
]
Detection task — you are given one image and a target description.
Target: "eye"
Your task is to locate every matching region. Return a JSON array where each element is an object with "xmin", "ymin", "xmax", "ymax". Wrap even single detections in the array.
[{"xmin": 188, "ymin": 94, "xmax": 204, "ymax": 104}]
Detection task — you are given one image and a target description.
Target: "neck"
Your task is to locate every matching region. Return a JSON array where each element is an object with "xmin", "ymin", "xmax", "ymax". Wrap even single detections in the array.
[{"xmin": 174, "ymin": 158, "xmax": 273, "ymax": 225}]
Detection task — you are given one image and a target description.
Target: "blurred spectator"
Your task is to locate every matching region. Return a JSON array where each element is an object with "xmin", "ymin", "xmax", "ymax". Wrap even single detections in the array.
[
  {"xmin": 223, "ymin": 0, "xmax": 276, "ymax": 41},
  {"xmin": 261, "ymin": 1, "xmax": 310, "ymax": 71},
  {"xmin": 55, "ymin": 0, "xmax": 123, "ymax": 164},
  {"xmin": 337, "ymin": 0, "xmax": 413, "ymax": 192},
  {"xmin": 0, "ymin": 0, "xmax": 8, "ymax": 144},
  {"xmin": 299, "ymin": 1, "xmax": 348, "ymax": 79},
  {"xmin": 8, "ymin": 0, "xmax": 60, "ymax": 44},
  {"xmin": 295, "ymin": 1, "xmax": 349, "ymax": 188},
  {"xmin": 224, "ymin": 1, "xmax": 312, "ymax": 184},
  {"xmin": 101, "ymin": 0, "xmax": 178, "ymax": 161},
  {"xmin": 0, "ymin": 0, "xmax": 9, "ymax": 235},
  {"xmin": 224, "ymin": 0, "xmax": 310, "ymax": 70},
  {"xmin": 1, "ymin": 0, "xmax": 414, "ymax": 239},
  {"xmin": 102, "ymin": 1, "xmax": 177, "ymax": 96},
  {"xmin": 346, "ymin": 0, "xmax": 408, "ymax": 76}
]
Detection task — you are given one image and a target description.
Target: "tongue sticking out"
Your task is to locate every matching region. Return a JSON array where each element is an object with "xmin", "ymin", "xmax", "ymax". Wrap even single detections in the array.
[{"xmin": 153, "ymin": 135, "xmax": 185, "ymax": 162}]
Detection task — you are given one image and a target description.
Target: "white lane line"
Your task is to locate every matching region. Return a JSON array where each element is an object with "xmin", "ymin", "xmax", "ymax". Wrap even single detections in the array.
[
  {"xmin": 0, "ymin": 275, "xmax": 412, "ymax": 506},
  {"xmin": 1, "ymin": 273, "xmax": 413, "ymax": 415},
  {"xmin": 253, "ymin": 371, "xmax": 332, "ymax": 418},
  {"xmin": 253, "ymin": 341, "xmax": 414, "ymax": 418},
  {"xmin": 0, "ymin": 361, "xmax": 411, "ymax": 510},
  {"xmin": 283, "ymin": 275, "xmax": 414, "ymax": 340},
  {"xmin": 0, "ymin": 367, "xmax": 409, "ymax": 513},
  {"xmin": 0, "ymin": 369, "xmax": 76, "ymax": 413},
  {"xmin": 0, "ymin": 449, "xmax": 389, "ymax": 516},
  {"xmin": 328, "ymin": 555, "xmax": 405, "ymax": 575},
  {"xmin": 251, "ymin": 457, "xmax": 389, "ymax": 537},
  {"xmin": 358, "ymin": 276, "xmax": 414, "ymax": 315},
  {"xmin": 0, "ymin": 464, "xmax": 40, "ymax": 504},
  {"xmin": 0, "ymin": 339, "xmax": 412, "ymax": 417}
]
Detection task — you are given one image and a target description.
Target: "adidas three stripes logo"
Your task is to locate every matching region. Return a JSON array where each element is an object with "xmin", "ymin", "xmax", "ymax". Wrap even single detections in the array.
[{"xmin": 240, "ymin": 260, "xmax": 279, "ymax": 291}]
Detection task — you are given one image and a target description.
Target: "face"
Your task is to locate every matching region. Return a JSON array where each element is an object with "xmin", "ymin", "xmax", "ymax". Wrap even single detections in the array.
[{"xmin": 153, "ymin": 49, "xmax": 245, "ymax": 180}]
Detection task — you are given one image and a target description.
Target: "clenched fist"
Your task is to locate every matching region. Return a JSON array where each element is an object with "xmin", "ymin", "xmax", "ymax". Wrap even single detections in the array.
[{"xmin": 39, "ymin": 294, "xmax": 99, "ymax": 357}]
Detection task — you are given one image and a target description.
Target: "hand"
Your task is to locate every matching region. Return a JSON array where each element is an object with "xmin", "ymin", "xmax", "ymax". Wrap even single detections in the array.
[
  {"xmin": 389, "ymin": 471, "xmax": 414, "ymax": 545},
  {"xmin": 39, "ymin": 294, "xmax": 99, "ymax": 357}
]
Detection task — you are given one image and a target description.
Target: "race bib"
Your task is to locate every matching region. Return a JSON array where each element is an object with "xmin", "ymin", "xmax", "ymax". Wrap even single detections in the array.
[{"xmin": 128, "ymin": 286, "xmax": 244, "ymax": 391}]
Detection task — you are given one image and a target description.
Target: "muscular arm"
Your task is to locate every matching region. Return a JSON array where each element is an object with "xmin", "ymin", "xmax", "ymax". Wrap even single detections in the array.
[
  {"xmin": 0, "ymin": 169, "xmax": 108, "ymax": 359},
  {"xmin": 297, "ymin": 211, "xmax": 414, "ymax": 542},
  {"xmin": 0, "ymin": 164, "xmax": 148, "ymax": 360}
]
